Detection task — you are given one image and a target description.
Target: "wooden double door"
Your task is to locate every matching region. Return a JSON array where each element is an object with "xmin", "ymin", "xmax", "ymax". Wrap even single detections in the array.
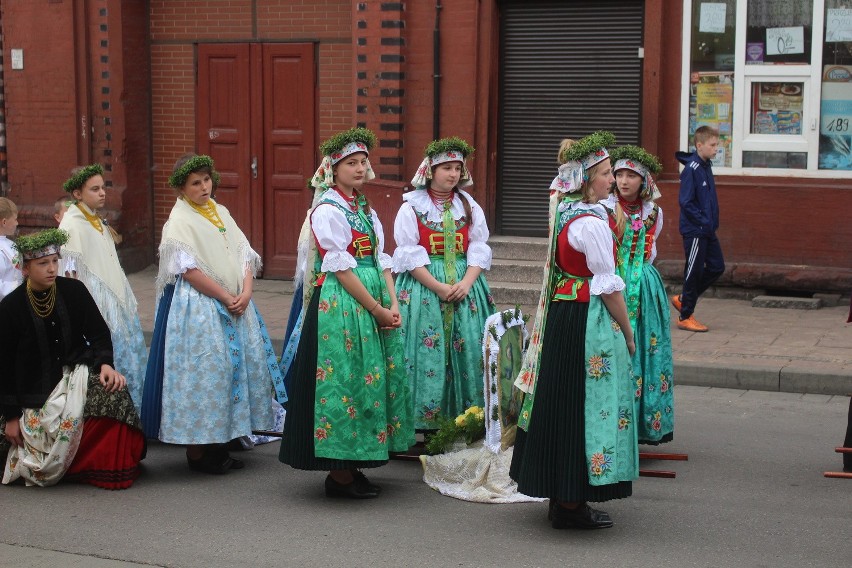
[{"xmin": 196, "ymin": 43, "xmax": 315, "ymax": 279}]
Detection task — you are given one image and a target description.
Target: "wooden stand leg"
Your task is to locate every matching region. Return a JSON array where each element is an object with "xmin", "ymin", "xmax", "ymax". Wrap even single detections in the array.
[
  {"xmin": 639, "ymin": 452, "xmax": 688, "ymax": 461},
  {"xmin": 823, "ymin": 471, "xmax": 852, "ymax": 479},
  {"xmin": 639, "ymin": 469, "xmax": 676, "ymax": 478}
]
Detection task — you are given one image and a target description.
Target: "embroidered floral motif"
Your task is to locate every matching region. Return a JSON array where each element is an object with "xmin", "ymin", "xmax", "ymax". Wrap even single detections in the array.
[
  {"xmin": 617, "ymin": 407, "xmax": 631, "ymax": 430},
  {"xmin": 398, "ymin": 289, "xmax": 411, "ymax": 305},
  {"xmin": 590, "ymin": 447, "xmax": 614, "ymax": 478},
  {"xmin": 421, "ymin": 325, "xmax": 441, "ymax": 349},
  {"xmin": 421, "ymin": 400, "xmax": 441, "ymax": 422},
  {"xmin": 648, "ymin": 332, "xmax": 659, "ymax": 354},
  {"xmin": 587, "ymin": 351, "xmax": 612, "ymax": 380}
]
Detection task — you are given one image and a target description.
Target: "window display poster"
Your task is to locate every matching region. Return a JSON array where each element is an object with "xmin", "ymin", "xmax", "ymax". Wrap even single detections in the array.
[
  {"xmin": 819, "ymin": 65, "xmax": 852, "ymax": 170},
  {"xmin": 691, "ymin": 78, "xmax": 733, "ymax": 167},
  {"xmin": 766, "ymin": 27, "xmax": 805, "ymax": 56},
  {"xmin": 751, "ymin": 83, "xmax": 803, "ymax": 135},
  {"xmin": 699, "ymin": 3, "xmax": 727, "ymax": 34},
  {"xmin": 826, "ymin": 9, "xmax": 852, "ymax": 42}
]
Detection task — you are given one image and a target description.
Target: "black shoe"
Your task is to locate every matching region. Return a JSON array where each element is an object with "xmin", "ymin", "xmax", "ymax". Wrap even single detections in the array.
[
  {"xmin": 325, "ymin": 474, "xmax": 379, "ymax": 499},
  {"xmin": 187, "ymin": 453, "xmax": 231, "ymax": 475},
  {"xmin": 551, "ymin": 503, "xmax": 614, "ymax": 530},
  {"xmin": 351, "ymin": 469, "xmax": 381, "ymax": 494},
  {"xmin": 207, "ymin": 445, "xmax": 245, "ymax": 470}
]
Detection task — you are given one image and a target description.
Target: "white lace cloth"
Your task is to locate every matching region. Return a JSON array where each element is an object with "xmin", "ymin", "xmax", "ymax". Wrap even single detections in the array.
[
  {"xmin": 164, "ymin": 249, "xmax": 258, "ymax": 279},
  {"xmin": 560, "ymin": 202, "xmax": 625, "ymax": 295},
  {"xmin": 312, "ymin": 191, "xmax": 393, "ymax": 272},
  {"xmin": 391, "ymin": 189, "xmax": 492, "ymax": 272},
  {"xmin": 420, "ymin": 441, "xmax": 545, "ymax": 504},
  {"xmin": 0, "ymin": 236, "xmax": 21, "ymax": 301}
]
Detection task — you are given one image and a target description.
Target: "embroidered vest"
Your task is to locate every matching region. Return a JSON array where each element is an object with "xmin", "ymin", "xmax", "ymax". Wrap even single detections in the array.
[
  {"xmin": 552, "ymin": 208, "xmax": 616, "ymax": 303},
  {"xmin": 312, "ymin": 199, "xmax": 376, "ymax": 286},
  {"xmin": 414, "ymin": 209, "xmax": 469, "ymax": 256}
]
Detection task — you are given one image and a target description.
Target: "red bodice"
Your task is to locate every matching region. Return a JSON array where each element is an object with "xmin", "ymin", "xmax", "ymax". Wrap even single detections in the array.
[{"xmin": 416, "ymin": 217, "xmax": 469, "ymax": 255}]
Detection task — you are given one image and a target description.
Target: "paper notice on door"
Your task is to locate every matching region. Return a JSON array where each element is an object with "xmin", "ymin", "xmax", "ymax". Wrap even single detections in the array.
[
  {"xmin": 699, "ymin": 3, "xmax": 727, "ymax": 34},
  {"xmin": 826, "ymin": 9, "xmax": 852, "ymax": 42},
  {"xmin": 766, "ymin": 27, "xmax": 804, "ymax": 56}
]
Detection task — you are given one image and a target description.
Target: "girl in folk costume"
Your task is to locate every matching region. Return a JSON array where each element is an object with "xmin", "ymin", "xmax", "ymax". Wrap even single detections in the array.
[
  {"xmin": 602, "ymin": 146, "xmax": 674, "ymax": 445},
  {"xmin": 509, "ymin": 132, "xmax": 638, "ymax": 529},
  {"xmin": 141, "ymin": 154, "xmax": 283, "ymax": 474},
  {"xmin": 59, "ymin": 165, "xmax": 147, "ymax": 414},
  {"xmin": 392, "ymin": 137, "xmax": 495, "ymax": 430},
  {"xmin": 1, "ymin": 229, "xmax": 145, "ymax": 489},
  {"xmin": 279, "ymin": 128, "xmax": 415, "ymax": 499},
  {"xmin": 0, "ymin": 197, "xmax": 22, "ymax": 301}
]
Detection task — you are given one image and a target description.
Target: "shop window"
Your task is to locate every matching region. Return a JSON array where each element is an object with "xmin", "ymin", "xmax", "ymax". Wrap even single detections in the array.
[{"xmin": 683, "ymin": 0, "xmax": 852, "ymax": 175}]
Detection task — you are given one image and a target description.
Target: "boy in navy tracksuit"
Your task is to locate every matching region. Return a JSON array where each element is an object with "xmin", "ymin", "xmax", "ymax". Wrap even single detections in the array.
[{"xmin": 671, "ymin": 126, "xmax": 724, "ymax": 332}]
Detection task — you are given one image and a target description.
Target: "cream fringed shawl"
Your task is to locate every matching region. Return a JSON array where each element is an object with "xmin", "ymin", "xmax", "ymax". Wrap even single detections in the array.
[
  {"xmin": 156, "ymin": 198, "xmax": 261, "ymax": 298},
  {"xmin": 59, "ymin": 203, "xmax": 132, "ymax": 312}
]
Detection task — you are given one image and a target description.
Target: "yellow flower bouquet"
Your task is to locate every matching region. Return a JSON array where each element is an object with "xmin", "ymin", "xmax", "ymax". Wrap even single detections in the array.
[{"xmin": 424, "ymin": 405, "xmax": 486, "ymax": 455}]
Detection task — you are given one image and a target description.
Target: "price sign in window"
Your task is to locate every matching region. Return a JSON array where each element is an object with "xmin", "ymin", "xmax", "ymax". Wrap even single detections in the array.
[
  {"xmin": 750, "ymin": 82, "xmax": 804, "ymax": 134},
  {"xmin": 819, "ymin": 65, "xmax": 852, "ymax": 170}
]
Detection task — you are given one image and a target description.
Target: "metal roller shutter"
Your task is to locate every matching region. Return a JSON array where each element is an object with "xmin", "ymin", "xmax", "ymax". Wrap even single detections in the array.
[{"xmin": 497, "ymin": 0, "xmax": 645, "ymax": 235}]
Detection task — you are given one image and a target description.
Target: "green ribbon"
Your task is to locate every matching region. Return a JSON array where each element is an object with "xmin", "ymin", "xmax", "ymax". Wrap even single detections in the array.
[{"xmin": 441, "ymin": 200, "xmax": 458, "ymax": 360}]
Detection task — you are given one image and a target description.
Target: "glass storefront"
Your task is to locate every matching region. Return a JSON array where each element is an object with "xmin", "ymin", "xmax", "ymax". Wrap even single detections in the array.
[{"xmin": 684, "ymin": 0, "xmax": 852, "ymax": 173}]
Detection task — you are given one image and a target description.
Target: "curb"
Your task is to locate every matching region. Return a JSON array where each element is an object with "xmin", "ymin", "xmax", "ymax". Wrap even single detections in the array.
[{"xmin": 676, "ymin": 361, "xmax": 851, "ymax": 396}]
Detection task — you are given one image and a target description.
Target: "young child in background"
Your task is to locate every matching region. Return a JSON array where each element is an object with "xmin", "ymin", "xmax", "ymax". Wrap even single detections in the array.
[
  {"xmin": 672, "ymin": 125, "xmax": 724, "ymax": 332},
  {"xmin": 54, "ymin": 197, "xmax": 71, "ymax": 225},
  {"xmin": 0, "ymin": 197, "xmax": 22, "ymax": 301}
]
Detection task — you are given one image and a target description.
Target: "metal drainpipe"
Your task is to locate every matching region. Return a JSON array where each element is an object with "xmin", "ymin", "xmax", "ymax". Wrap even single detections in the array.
[{"xmin": 433, "ymin": 0, "xmax": 442, "ymax": 140}]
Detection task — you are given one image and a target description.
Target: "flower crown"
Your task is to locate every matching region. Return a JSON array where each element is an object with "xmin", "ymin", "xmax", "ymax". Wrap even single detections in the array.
[
  {"xmin": 424, "ymin": 137, "xmax": 475, "ymax": 159},
  {"xmin": 14, "ymin": 228, "xmax": 69, "ymax": 260},
  {"xmin": 63, "ymin": 164, "xmax": 104, "ymax": 194},
  {"xmin": 319, "ymin": 127, "xmax": 377, "ymax": 159},
  {"xmin": 168, "ymin": 155, "xmax": 221, "ymax": 188},
  {"xmin": 609, "ymin": 145, "xmax": 662, "ymax": 175},
  {"xmin": 559, "ymin": 131, "xmax": 616, "ymax": 164}
]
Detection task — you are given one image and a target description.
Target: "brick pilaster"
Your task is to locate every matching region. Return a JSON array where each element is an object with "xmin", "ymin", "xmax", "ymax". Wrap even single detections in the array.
[{"xmin": 354, "ymin": 1, "xmax": 406, "ymax": 182}]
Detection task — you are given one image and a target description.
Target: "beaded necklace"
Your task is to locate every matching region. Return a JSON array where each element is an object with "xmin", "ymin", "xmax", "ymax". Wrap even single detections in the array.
[
  {"xmin": 27, "ymin": 279, "xmax": 56, "ymax": 318},
  {"xmin": 184, "ymin": 197, "xmax": 226, "ymax": 234},
  {"xmin": 427, "ymin": 188, "xmax": 453, "ymax": 209},
  {"xmin": 76, "ymin": 203, "xmax": 104, "ymax": 234}
]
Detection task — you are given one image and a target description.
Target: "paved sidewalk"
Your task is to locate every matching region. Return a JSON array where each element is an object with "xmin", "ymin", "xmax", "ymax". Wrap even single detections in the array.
[{"xmin": 126, "ymin": 265, "xmax": 852, "ymax": 395}]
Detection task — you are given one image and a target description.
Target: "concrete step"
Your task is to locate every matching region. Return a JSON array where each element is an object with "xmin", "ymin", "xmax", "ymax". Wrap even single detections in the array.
[
  {"xmin": 488, "ymin": 258, "xmax": 546, "ymax": 284},
  {"xmin": 489, "ymin": 235, "xmax": 548, "ymax": 262},
  {"xmin": 488, "ymin": 280, "xmax": 542, "ymax": 307},
  {"xmin": 752, "ymin": 296, "xmax": 823, "ymax": 310}
]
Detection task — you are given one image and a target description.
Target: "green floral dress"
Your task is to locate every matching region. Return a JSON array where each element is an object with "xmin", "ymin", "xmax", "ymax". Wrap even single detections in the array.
[
  {"xmin": 392, "ymin": 190, "xmax": 495, "ymax": 430},
  {"xmin": 603, "ymin": 195, "xmax": 675, "ymax": 444},
  {"xmin": 282, "ymin": 189, "xmax": 415, "ymax": 465}
]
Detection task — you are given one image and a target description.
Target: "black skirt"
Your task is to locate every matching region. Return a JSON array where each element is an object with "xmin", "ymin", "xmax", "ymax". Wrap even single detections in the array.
[
  {"xmin": 278, "ymin": 290, "xmax": 387, "ymax": 471},
  {"xmin": 510, "ymin": 301, "xmax": 632, "ymax": 502}
]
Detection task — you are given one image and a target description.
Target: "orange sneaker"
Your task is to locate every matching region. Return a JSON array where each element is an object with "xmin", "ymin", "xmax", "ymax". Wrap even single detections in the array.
[
  {"xmin": 677, "ymin": 315, "xmax": 708, "ymax": 332},
  {"xmin": 670, "ymin": 295, "xmax": 682, "ymax": 312}
]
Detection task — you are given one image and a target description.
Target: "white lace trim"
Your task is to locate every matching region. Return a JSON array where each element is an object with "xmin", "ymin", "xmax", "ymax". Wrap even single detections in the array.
[
  {"xmin": 378, "ymin": 252, "xmax": 393, "ymax": 271},
  {"xmin": 590, "ymin": 273, "xmax": 625, "ymax": 295},
  {"xmin": 391, "ymin": 245, "xmax": 430, "ymax": 273},
  {"xmin": 466, "ymin": 242, "xmax": 492, "ymax": 270},
  {"xmin": 320, "ymin": 250, "xmax": 358, "ymax": 273}
]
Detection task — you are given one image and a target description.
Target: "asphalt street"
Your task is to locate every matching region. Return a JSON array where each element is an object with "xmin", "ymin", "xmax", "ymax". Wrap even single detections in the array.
[{"xmin": 0, "ymin": 386, "xmax": 849, "ymax": 568}]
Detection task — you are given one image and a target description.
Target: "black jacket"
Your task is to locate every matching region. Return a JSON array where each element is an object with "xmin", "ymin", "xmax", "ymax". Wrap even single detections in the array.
[{"xmin": 0, "ymin": 277, "xmax": 113, "ymax": 418}]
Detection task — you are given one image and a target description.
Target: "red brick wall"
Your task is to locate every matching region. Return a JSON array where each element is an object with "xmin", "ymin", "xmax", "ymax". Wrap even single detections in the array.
[
  {"xmin": 2, "ymin": 1, "xmax": 154, "ymax": 271},
  {"xmin": 2, "ymin": 1, "xmax": 79, "ymax": 221},
  {"xmin": 148, "ymin": 0, "xmax": 352, "ymax": 241}
]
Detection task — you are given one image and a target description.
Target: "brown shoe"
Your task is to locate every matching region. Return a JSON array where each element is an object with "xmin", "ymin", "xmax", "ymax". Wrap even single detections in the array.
[
  {"xmin": 677, "ymin": 315, "xmax": 708, "ymax": 332},
  {"xmin": 670, "ymin": 295, "xmax": 682, "ymax": 312}
]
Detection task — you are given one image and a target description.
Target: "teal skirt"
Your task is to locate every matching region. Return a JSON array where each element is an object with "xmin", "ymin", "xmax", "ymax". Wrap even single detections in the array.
[{"xmin": 395, "ymin": 256, "xmax": 496, "ymax": 430}]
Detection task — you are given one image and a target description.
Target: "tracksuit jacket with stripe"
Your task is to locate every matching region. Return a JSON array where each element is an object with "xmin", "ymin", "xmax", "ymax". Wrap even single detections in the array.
[{"xmin": 675, "ymin": 150, "xmax": 719, "ymax": 238}]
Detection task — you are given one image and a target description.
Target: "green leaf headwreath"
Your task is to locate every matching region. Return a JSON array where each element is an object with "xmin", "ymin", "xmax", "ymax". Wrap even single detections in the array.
[
  {"xmin": 62, "ymin": 164, "xmax": 104, "ymax": 194},
  {"xmin": 424, "ymin": 137, "xmax": 475, "ymax": 158},
  {"xmin": 168, "ymin": 155, "xmax": 221, "ymax": 188},
  {"xmin": 609, "ymin": 145, "xmax": 662, "ymax": 174},
  {"xmin": 559, "ymin": 131, "xmax": 616, "ymax": 163},
  {"xmin": 13, "ymin": 228, "xmax": 69, "ymax": 256},
  {"xmin": 319, "ymin": 127, "xmax": 377, "ymax": 157}
]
